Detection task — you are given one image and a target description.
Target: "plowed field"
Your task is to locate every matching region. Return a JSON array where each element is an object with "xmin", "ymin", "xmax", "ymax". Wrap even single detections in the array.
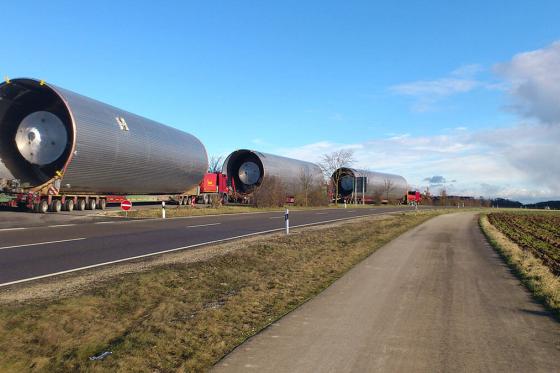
[{"xmin": 488, "ymin": 212, "xmax": 560, "ymax": 275}]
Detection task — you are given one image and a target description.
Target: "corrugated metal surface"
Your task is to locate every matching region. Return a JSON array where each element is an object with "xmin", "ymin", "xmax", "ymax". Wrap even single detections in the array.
[
  {"xmin": 335, "ymin": 168, "xmax": 408, "ymax": 201},
  {"xmin": 0, "ymin": 78, "xmax": 208, "ymax": 194},
  {"xmin": 223, "ymin": 149, "xmax": 323, "ymax": 195}
]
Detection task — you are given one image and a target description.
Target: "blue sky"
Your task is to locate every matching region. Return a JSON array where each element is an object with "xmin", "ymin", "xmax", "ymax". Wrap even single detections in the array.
[{"xmin": 2, "ymin": 1, "xmax": 559, "ymax": 202}]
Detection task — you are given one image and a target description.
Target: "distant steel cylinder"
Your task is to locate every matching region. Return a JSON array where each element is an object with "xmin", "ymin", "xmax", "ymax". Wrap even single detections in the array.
[
  {"xmin": 334, "ymin": 168, "xmax": 408, "ymax": 201},
  {"xmin": 222, "ymin": 149, "xmax": 323, "ymax": 195},
  {"xmin": 0, "ymin": 78, "xmax": 208, "ymax": 194}
]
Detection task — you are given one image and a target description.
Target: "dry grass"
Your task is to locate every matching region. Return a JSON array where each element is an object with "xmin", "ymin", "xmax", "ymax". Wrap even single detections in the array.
[
  {"xmin": 113, "ymin": 205, "xmax": 285, "ymax": 219},
  {"xmin": 479, "ymin": 214, "xmax": 560, "ymax": 318},
  {"xmin": 0, "ymin": 211, "xmax": 442, "ymax": 372},
  {"xmin": 111, "ymin": 204, "xmax": 411, "ymax": 219}
]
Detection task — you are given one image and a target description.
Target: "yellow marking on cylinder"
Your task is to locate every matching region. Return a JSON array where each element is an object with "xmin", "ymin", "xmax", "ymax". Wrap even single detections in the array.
[
  {"xmin": 40, "ymin": 80, "xmax": 46, "ymax": 86},
  {"xmin": 4, "ymin": 76, "xmax": 10, "ymax": 84}
]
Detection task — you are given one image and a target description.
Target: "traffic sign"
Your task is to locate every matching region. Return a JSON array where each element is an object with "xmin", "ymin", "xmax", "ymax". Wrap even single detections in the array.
[{"xmin": 121, "ymin": 200, "xmax": 132, "ymax": 211}]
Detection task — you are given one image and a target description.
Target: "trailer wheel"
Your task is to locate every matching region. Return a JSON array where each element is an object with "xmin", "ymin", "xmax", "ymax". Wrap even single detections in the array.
[
  {"xmin": 98, "ymin": 199, "xmax": 106, "ymax": 210},
  {"xmin": 64, "ymin": 199, "xmax": 74, "ymax": 212},
  {"xmin": 37, "ymin": 199, "xmax": 49, "ymax": 214},
  {"xmin": 77, "ymin": 198, "xmax": 86, "ymax": 211},
  {"xmin": 87, "ymin": 199, "xmax": 97, "ymax": 210},
  {"xmin": 49, "ymin": 199, "xmax": 62, "ymax": 213}
]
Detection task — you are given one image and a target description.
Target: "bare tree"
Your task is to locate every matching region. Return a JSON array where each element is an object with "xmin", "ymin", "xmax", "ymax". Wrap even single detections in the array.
[
  {"xmin": 440, "ymin": 187, "xmax": 448, "ymax": 206},
  {"xmin": 383, "ymin": 178, "xmax": 395, "ymax": 203},
  {"xmin": 422, "ymin": 187, "xmax": 433, "ymax": 206},
  {"xmin": 253, "ymin": 176, "xmax": 286, "ymax": 207},
  {"xmin": 208, "ymin": 155, "xmax": 223, "ymax": 173},
  {"xmin": 298, "ymin": 166, "xmax": 314, "ymax": 207},
  {"xmin": 295, "ymin": 167, "xmax": 329, "ymax": 207},
  {"xmin": 372, "ymin": 190, "xmax": 382, "ymax": 204},
  {"xmin": 318, "ymin": 149, "xmax": 355, "ymax": 205}
]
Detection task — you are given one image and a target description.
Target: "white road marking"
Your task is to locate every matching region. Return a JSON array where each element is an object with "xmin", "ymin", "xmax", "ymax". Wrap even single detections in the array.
[
  {"xmin": 0, "ymin": 211, "xmax": 386, "ymax": 287},
  {"xmin": 95, "ymin": 221, "xmax": 116, "ymax": 224},
  {"xmin": 49, "ymin": 224, "xmax": 76, "ymax": 228},
  {"xmin": 269, "ymin": 217, "xmax": 283, "ymax": 219},
  {"xmin": 101, "ymin": 207, "xmax": 350, "ymax": 223},
  {"xmin": 0, "ymin": 227, "xmax": 26, "ymax": 232},
  {"xmin": 186, "ymin": 223, "xmax": 221, "ymax": 228},
  {"xmin": 316, "ymin": 212, "xmax": 328, "ymax": 215},
  {"xmin": 0, "ymin": 237, "xmax": 86, "ymax": 251}
]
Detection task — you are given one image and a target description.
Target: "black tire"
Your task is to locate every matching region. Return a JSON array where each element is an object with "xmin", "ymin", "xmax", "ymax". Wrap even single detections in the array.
[
  {"xmin": 64, "ymin": 199, "xmax": 74, "ymax": 212},
  {"xmin": 77, "ymin": 198, "xmax": 86, "ymax": 211},
  {"xmin": 98, "ymin": 199, "xmax": 106, "ymax": 210},
  {"xmin": 87, "ymin": 199, "xmax": 97, "ymax": 210},
  {"xmin": 37, "ymin": 199, "xmax": 49, "ymax": 214},
  {"xmin": 50, "ymin": 199, "xmax": 62, "ymax": 213}
]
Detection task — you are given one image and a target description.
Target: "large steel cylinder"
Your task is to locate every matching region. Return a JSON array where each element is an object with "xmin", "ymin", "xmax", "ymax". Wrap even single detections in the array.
[
  {"xmin": 334, "ymin": 168, "xmax": 408, "ymax": 201},
  {"xmin": 222, "ymin": 149, "xmax": 323, "ymax": 195},
  {"xmin": 0, "ymin": 78, "xmax": 208, "ymax": 194}
]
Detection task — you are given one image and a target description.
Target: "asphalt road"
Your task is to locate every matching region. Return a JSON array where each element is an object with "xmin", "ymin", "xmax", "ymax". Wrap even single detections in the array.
[
  {"xmin": 0, "ymin": 203, "xmax": 188, "ymax": 229},
  {"xmin": 0, "ymin": 208, "xmax": 117, "ymax": 229},
  {"xmin": 0, "ymin": 206, "xmax": 416, "ymax": 286},
  {"xmin": 213, "ymin": 212, "xmax": 560, "ymax": 373}
]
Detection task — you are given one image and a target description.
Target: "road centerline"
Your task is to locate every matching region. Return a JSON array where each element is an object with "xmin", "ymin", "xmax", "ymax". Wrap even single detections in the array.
[
  {"xmin": 0, "ymin": 237, "xmax": 87, "ymax": 251},
  {"xmin": 186, "ymin": 223, "xmax": 221, "ymax": 228},
  {"xmin": 0, "ymin": 227, "xmax": 27, "ymax": 232}
]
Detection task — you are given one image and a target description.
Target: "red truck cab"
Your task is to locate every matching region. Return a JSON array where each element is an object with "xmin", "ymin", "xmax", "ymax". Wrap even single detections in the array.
[
  {"xmin": 406, "ymin": 191, "xmax": 422, "ymax": 205},
  {"xmin": 200, "ymin": 173, "xmax": 229, "ymax": 194}
]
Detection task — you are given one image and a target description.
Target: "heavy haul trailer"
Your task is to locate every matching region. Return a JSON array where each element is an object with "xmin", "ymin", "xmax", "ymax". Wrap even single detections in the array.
[
  {"xmin": 222, "ymin": 149, "xmax": 323, "ymax": 200},
  {"xmin": 332, "ymin": 168, "xmax": 408, "ymax": 204},
  {"xmin": 0, "ymin": 78, "xmax": 208, "ymax": 213}
]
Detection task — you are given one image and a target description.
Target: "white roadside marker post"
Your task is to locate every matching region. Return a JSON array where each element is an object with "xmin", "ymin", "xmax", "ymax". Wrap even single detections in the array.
[
  {"xmin": 162, "ymin": 201, "xmax": 166, "ymax": 219},
  {"xmin": 285, "ymin": 209, "xmax": 289, "ymax": 235}
]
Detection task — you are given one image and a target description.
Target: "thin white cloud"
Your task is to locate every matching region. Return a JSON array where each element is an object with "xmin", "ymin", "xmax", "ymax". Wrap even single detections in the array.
[
  {"xmin": 329, "ymin": 113, "xmax": 345, "ymax": 121},
  {"xmin": 450, "ymin": 64, "xmax": 484, "ymax": 77},
  {"xmin": 390, "ymin": 64, "xmax": 498, "ymax": 112},
  {"xmin": 391, "ymin": 78, "xmax": 480, "ymax": 97},
  {"xmin": 495, "ymin": 41, "xmax": 560, "ymax": 125},
  {"xmin": 251, "ymin": 138, "xmax": 270, "ymax": 146}
]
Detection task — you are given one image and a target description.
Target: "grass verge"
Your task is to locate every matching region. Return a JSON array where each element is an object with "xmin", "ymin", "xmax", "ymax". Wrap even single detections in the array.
[
  {"xmin": 0, "ymin": 210, "xmax": 440, "ymax": 372},
  {"xmin": 479, "ymin": 214, "xmax": 560, "ymax": 318},
  {"xmin": 115, "ymin": 205, "xmax": 288, "ymax": 218},
  {"xmin": 113, "ymin": 204, "xmax": 407, "ymax": 219}
]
